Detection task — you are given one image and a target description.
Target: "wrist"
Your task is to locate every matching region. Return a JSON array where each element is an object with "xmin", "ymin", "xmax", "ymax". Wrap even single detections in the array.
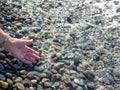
[{"xmin": 2, "ymin": 36, "xmax": 15, "ymax": 49}]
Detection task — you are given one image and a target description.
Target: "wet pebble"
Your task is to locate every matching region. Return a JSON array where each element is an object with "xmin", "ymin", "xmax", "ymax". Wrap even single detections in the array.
[
  {"xmin": 0, "ymin": 52, "xmax": 6, "ymax": 59},
  {"xmin": 51, "ymin": 68, "xmax": 58, "ymax": 74},
  {"xmin": 51, "ymin": 74, "xmax": 62, "ymax": 82},
  {"xmin": 14, "ymin": 83, "xmax": 25, "ymax": 90},
  {"xmin": 54, "ymin": 62, "xmax": 64, "ymax": 70},
  {"xmin": 43, "ymin": 82, "xmax": 52, "ymax": 88},
  {"xmin": 83, "ymin": 70, "xmax": 95, "ymax": 81},
  {"xmin": 6, "ymin": 78, "xmax": 13, "ymax": 86},
  {"xmin": 86, "ymin": 82, "xmax": 95, "ymax": 90},
  {"xmin": 34, "ymin": 66, "xmax": 44, "ymax": 72},
  {"xmin": 14, "ymin": 77, "xmax": 23, "ymax": 83},
  {"xmin": 39, "ymin": 73, "xmax": 49, "ymax": 80},
  {"xmin": 0, "ymin": 80, "xmax": 9, "ymax": 89}
]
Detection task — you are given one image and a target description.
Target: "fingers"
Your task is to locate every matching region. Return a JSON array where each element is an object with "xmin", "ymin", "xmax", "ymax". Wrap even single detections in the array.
[
  {"xmin": 27, "ymin": 51, "xmax": 40, "ymax": 60},
  {"xmin": 26, "ymin": 46, "xmax": 40, "ymax": 55},
  {"xmin": 22, "ymin": 58, "xmax": 33, "ymax": 65},
  {"xmin": 24, "ymin": 55, "xmax": 37, "ymax": 64},
  {"xmin": 24, "ymin": 39, "xmax": 33, "ymax": 45}
]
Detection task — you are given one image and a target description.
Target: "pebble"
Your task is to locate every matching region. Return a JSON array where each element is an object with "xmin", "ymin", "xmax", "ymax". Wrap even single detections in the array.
[
  {"xmin": 23, "ymin": 78, "xmax": 31, "ymax": 87},
  {"xmin": 15, "ymin": 22, "xmax": 22, "ymax": 28},
  {"xmin": 41, "ymin": 78, "xmax": 50, "ymax": 84},
  {"xmin": 102, "ymin": 72, "xmax": 114, "ymax": 84},
  {"xmin": 51, "ymin": 68, "xmax": 58, "ymax": 74},
  {"xmin": 39, "ymin": 73, "xmax": 49, "ymax": 80},
  {"xmin": 83, "ymin": 70, "xmax": 95, "ymax": 81},
  {"xmin": 14, "ymin": 83, "xmax": 25, "ymax": 90},
  {"xmin": 74, "ymin": 78, "xmax": 80, "ymax": 84},
  {"xmin": 0, "ymin": 80, "xmax": 9, "ymax": 89},
  {"xmin": 34, "ymin": 66, "xmax": 44, "ymax": 72},
  {"xmin": 0, "ymin": 52, "xmax": 6, "ymax": 59},
  {"xmin": 29, "ymin": 86, "xmax": 34, "ymax": 90},
  {"xmin": 61, "ymin": 76, "xmax": 67, "ymax": 81},
  {"xmin": 79, "ymin": 79, "xmax": 85, "ymax": 87},
  {"xmin": 14, "ymin": 77, "xmax": 23, "ymax": 83},
  {"xmin": 19, "ymin": 70, "xmax": 27, "ymax": 75},
  {"xmin": 6, "ymin": 78, "xmax": 13, "ymax": 86},
  {"xmin": 82, "ymin": 60, "xmax": 92, "ymax": 69},
  {"xmin": 54, "ymin": 62, "xmax": 64, "ymax": 70},
  {"xmin": 52, "ymin": 74, "xmax": 62, "ymax": 82},
  {"xmin": 76, "ymin": 86, "xmax": 83, "ymax": 90},
  {"xmin": 53, "ymin": 82, "xmax": 60, "ymax": 88},
  {"xmin": 116, "ymin": 8, "xmax": 120, "ymax": 12},
  {"xmin": 0, "ymin": 0, "xmax": 119, "ymax": 89},
  {"xmin": 43, "ymin": 82, "xmax": 52, "ymax": 88},
  {"xmin": 87, "ymin": 82, "xmax": 95, "ymax": 90}
]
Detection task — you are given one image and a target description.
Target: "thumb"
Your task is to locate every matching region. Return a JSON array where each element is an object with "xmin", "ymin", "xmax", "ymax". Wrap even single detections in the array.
[{"xmin": 24, "ymin": 39, "xmax": 33, "ymax": 45}]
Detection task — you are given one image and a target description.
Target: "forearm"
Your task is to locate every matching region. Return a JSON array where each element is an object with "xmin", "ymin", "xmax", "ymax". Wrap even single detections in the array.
[
  {"xmin": 0, "ymin": 28, "xmax": 13, "ymax": 48},
  {"xmin": 0, "ymin": 28, "xmax": 9, "ymax": 43}
]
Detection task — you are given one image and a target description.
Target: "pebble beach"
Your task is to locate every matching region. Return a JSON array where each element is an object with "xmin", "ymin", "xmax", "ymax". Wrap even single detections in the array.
[{"xmin": 0, "ymin": 0, "xmax": 120, "ymax": 90}]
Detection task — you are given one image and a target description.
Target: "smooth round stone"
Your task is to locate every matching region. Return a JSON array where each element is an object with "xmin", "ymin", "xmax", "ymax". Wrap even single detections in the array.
[
  {"xmin": 34, "ymin": 66, "xmax": 44, "ymax": 72},
  {"xmin": 32, "ymin": 75, "xmax": 40, "ymax": 81},
  {"xmin": 27, "ymin": 72, "xmax": 34, "ymax": 78},
  {"xmin": 72, "ymin": 82, "xmax": 78, "ymax": 89},
  {"xmin": 67, "ymin": 17, "xmax": 72, "ymax": 23},
  {"xmin": 0, "ymin": 80, "xmax": 9, "ymax": 89},
  {"xmin": 0, "ymin": 52, "xmax": 6, "ymax": 59},
  {"xmin": 106, "ymin": 85, "xmax": 115, "ymax": 90},
  {"xmin": 87, "ymin": 82, "xmax": 95, "ymax": 90},
  {"xmin": 41, "ymin": 78, "xmax": 50, "ymax": 84},
  {"xmin": 15, "ymin": 22, "xmax": 22, "ymax": 27},
  {"xmin": 14, "ymin": 77, "xmax": 23, "ymax": 83},
  {"xmin": 39, "ymin": 73, "xmax": 49, "ymax": 80},
  {"xmin": 79, "ymin": 79, "xmax": 85, "ymax": 87},
  {"xmin": 23, "ymin": 79, "xmax": 31, "ymax": 87},
  {"xmin": 51, "ymin": 74, "xmax": 62, "ymax": 82},
  {"xmin": 102, "ymin": 73, "xmax": 114, "ymax": 84},
  {"xmin": 14, "ymin": 83, "xmax": 25, "ymax": 90},
  {"xmin": 37, "ymin": 84, "xmax": 43, "ymax": 90},
  {"xmin": 31, "ymin": 80, "xmax": 37, "ymax": 84},
  {"xmin": 83, "ymin": 70, "xmax": 95, "ymax": 81},
  {"xmin": 31, "ymin": 80, "xmax": 37, "ymax": 87},
  {"xmin": 6, "ymin": 78, "xmax": 13, "ymax": 86},
  {"xmin": 17, "ymin": 5, "xmax": 22, "ymax": 9},
  {"xmin": 61, "ymin": 76, "xmax": 67, "ymax": 81},
  {"xmin": 76, "ymin": 86, "xmax": 83, "ymax": 90},
  {"xmin": 19, "ymin": 70, "xmax": 27, "ymax": 75},
  {"xmin": 43, "ymin": 69, "xmax": 52, "ymax": 77},
  {"xmin": 113, "ymin": 69, "xmax": 120, "ymax": 78},
  {"xmin": 74, "ymin": 78, "xmax": 80, "ymax": 84},
  {"xmin": 43, "ymin": 82, "xmax": 52, "ymax": 88},
  {"xmin": 116, "ymin": 8, "xmax": 120, "ymax": 13},
  {"xmin": 53, "ymin": 82, "xmax": 60, "ymax": 88},
  {"xmin": 54, "ymin": 62, "xmax": 64, "ymax": 70},
  {"xmin": 29, "ymin": 86, "xmax": 34, "ymax": 90},
  {"xmin": 51, "ymin": 68, "xmax": 58, "ymax": 74}
]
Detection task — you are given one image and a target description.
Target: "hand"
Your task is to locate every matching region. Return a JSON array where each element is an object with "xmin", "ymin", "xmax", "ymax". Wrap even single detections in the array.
[{"xmin": 4, "ymin": 37, "xmax": 40, "ymax": 65}]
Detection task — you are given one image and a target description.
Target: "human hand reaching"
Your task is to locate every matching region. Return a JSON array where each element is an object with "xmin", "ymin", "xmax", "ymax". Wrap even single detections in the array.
[{"xmin": 3, "ymin": 37, "xmax": 40, "ymax": 65}]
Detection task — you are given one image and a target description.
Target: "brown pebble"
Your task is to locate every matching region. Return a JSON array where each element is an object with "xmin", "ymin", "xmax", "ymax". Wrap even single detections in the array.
[
  {"xmin": 51, "ymin": 68, "xmax": 58, "ymax": 74},
  {"xmin": 41, "ymin": 78, "xmax": 50, "ymax": 84},
  {"xmin": 61, "ymin": 76, "xmax": 67, "ymax": 81}
]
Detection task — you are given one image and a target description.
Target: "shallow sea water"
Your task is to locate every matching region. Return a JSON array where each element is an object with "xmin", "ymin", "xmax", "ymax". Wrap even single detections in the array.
[{"xmin": 0, "ymin": 0, "xmax": 120, "ymax": 90}]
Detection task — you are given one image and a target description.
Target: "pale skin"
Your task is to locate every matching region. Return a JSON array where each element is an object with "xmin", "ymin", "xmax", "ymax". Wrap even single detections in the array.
[{"xmin": 0, "ymin": 28, "xmax": 40, "ymax": 65}]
